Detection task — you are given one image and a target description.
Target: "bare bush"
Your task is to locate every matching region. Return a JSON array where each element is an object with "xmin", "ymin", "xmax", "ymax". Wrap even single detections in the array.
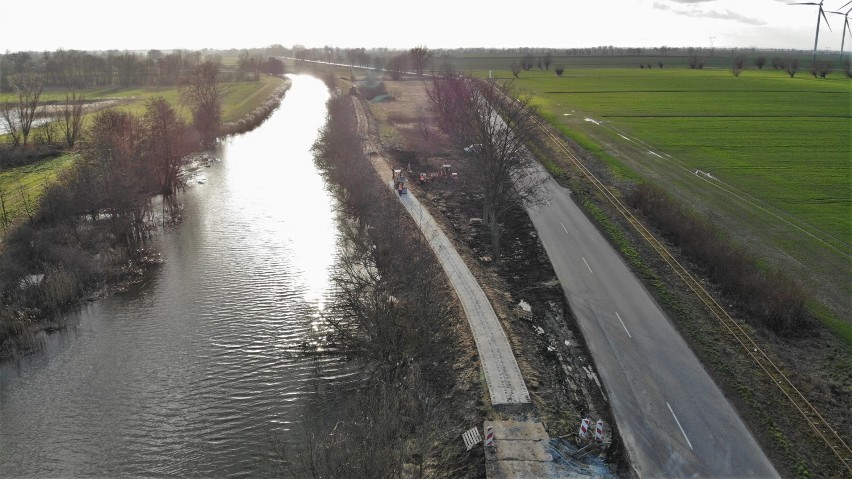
[
  {"xmin": 628, "ymin": 183, "xmax": 809, "ymax": 332},
  {"xmin": 732, "ymin": 55, "xmax": 747, "ymax": 77},
  {"xmin": 270, "ymin": 93, "xmax": 476, "ymax": 477},
  {"xmin": 785, "ymin": 58, "xmax": 799, "ymax": 78}
]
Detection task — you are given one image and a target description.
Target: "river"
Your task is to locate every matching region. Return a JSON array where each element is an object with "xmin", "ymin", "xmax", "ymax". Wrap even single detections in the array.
[{"xmin": 0, "ymin": 74, "xmax": 343, "ymax": 477}]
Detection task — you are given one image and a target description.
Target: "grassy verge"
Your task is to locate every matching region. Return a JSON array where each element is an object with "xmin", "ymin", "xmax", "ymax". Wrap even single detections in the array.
[{"xmin": 0, "ymin": 154, "xmax": 77, "ymax": 227}]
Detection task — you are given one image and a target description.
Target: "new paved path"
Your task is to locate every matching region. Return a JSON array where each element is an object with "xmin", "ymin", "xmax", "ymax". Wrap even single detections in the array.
[{"xmin": 395, "ymin": 187, "xmax": 531, "ymax": 405}]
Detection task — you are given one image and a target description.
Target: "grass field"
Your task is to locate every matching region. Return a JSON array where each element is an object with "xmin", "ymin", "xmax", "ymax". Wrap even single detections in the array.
[
  {"xmin": 0, "ymin": 154, "xmax": 77, "ymax": 226},
  {"xmin": 454, "ymin": 65, "xmax": 850, "ymax": 333}
]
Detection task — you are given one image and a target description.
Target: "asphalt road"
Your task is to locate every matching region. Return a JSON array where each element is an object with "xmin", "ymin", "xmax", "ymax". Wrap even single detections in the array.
[{"xmin": 525, "ymin": 165, "xmax": 779, "ymax": 478}]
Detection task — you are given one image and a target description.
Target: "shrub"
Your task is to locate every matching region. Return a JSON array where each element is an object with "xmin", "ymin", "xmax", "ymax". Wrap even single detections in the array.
[{"xmin": 628, "ymin": 183, "xmax": 809, "ymax": 332}]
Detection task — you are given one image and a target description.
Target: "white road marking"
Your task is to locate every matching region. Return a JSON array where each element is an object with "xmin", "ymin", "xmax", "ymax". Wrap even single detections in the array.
[
  {"xmin": 667, "ymin": 402, "xmax": 694, "ymax": 451},
  {"xmin": 615, "ymin": 312, "xmax": 632, "ymax": 338},
  {"xmin": 618, "ymin": 134, "xmax": 631, "ymax": 141},
  {"xmin": 561, "ymin": 222, "xmax": 569, "ymax": 235},
  {"xmin": 648, "ymin": 150, "xmax": 663, "ymax": 159},
  {"xmin": 582, "ymin": 257, "xmax": 593, "ymax": 274}
]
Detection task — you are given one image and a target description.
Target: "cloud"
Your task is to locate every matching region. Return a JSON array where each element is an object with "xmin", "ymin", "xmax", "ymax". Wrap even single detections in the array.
[{"xmin": 653, "ymin": 2, "xmax": 767, "ymax": 25}]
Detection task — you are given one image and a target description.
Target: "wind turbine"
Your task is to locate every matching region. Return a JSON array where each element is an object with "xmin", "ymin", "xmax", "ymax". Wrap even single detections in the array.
[
  {"xmin": 828, "ymin": 1, "xmax": 852, "ymax": 61},
  {"xmin": 791, "ymin": 0, "xmax": 832, "ymax": 61}
]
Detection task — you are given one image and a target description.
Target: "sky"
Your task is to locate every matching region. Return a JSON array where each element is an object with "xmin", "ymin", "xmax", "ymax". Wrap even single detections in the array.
[{"xmin": 2, "ymin": 0, "xmax": 851, "ymax": 53}]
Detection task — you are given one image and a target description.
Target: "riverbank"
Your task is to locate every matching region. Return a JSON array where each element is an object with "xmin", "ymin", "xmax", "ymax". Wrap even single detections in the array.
[
  {"xmin": 0, "ymin": 76, "xmax": 292, "ymax": 361},
  {"xmin": 269, "ymin": 90, "xmax": 486, "ymax": 478}
]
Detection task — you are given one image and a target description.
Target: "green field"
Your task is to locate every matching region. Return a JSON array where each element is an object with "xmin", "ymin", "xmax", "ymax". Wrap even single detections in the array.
[
  {"xmin": 0, "ymin": 154, "xmax": 77, "ymax": 226},
  {"xmin": 520, "ymin": 69, "xmax": 850, "ymax": 239},
  {"xmin": 463, "ymin": 66, "xmax": 851, "ymax": 328}
]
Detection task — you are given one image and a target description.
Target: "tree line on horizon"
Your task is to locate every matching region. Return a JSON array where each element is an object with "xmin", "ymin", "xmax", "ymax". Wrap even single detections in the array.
[{"xmin": 0, "ymin": 48, "xmax": 286, "ymax": 91}]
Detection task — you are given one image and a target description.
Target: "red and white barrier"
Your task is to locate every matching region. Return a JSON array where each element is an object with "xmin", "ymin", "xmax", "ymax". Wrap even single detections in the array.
[
  {"xmin": 595, "ymin": 419, "xmax": 604, "ymax": 443},
  {"xmin": 485, "ymin": 425, "xmax": 495, "ymax": 448},
  {"xmin": 579, "ymin": 418, "xmax": 590, "ymax": 439}
]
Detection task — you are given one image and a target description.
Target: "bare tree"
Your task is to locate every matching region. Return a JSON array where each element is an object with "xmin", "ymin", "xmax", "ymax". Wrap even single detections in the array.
[
  {"xmin": 17, "ymin": 181, "xmax": 34, "ymax": 222},
  {"xmin": 543, "ymin": 52, "xmax": 553, "ymax": 70},
  {"xmin": 180, "ymin": 60, "xmax": 229, "ymax": 146},
  {"xmin": 754, "ymin": 56, "xmax": 767, "ymax": 69},
  {"xmin": 2, "ymin": 73, "xmax": 45, "ymax": 148},
  {"xmin": 263, "ymin": 57, "xmax": 286, "ymax": 76},
  {"xmin": 809, "ymin": 60, "xmax": 833, "ymax": 78},
  {"xmin": 84, "ymin": 110, "xmax": 153, "ymax": 245},
  {"xmin": 0, "ymin": 183, "xmax": 9, "ymax": 229},
  {"xmin": 57, "ymin": 91, "xmax": 85, "ymax": 148},
  {"xmin": 428, "ymin": 76, "xmax": 546, "ymax": 261},
  {"xmin": 36, "ymin": 116, "xmax": 58, "ymax": 145},
  {"xmin": 785, "ymin": 58, "xmax": 800, "ymax": 77},
  {"xmin": 144, "ymin": 97, "xmax": 192, "ymax": 195},
  {"xmin": 555, "ymin": 66, "xmax": 564, "ymax": 77},
  {"xmin": 386, "ymin": 53, "xmax": 408, "ymax": 80},
  {"xmin": 521, "ymin": 53, "xmax": 534, "ymax": 71},
  {"xmin": 732, "ymin": 55, "xmax": 747, "ymax": 77},
  {"xmin": 0, "ymin": 101, "xmax": 21, "ymax": 147},
  {"xmin": 237, "ymin": 50, "xmax": 263, "ymax": 81},
  {"xmin": 408, "ymin": 46, "xmax": 432, "ymax": 76},
  {"xmin": 688, "ymin": 55, "xmax": 704, "ymax": 69},
  {"xmin": 510, "ymin": 61, "xmax": 522, "ymax": 78}
]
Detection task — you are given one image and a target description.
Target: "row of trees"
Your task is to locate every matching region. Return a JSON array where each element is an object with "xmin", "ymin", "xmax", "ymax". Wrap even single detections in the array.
[
  {"xmin": 0, "ymin": 49, "xmax": 285, "ymax": 91},
  {"xmin": 272, "ymin": 92, "xmax": 474, "ymax": 478},
  {"xmin": 730, "ymin": 55, "xmax": 849, "ymax": 78},
  {"xmin": 427, "ymin": 75, "xmax": 544, "ymax": 262},
  {"xmin": 0, "ymin": 74, "xmax": 86, "ymax": 151}
]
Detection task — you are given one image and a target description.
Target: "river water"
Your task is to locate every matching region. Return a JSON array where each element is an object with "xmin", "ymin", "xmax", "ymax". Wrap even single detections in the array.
[{"xmin": 0, "ymin": 75, "xmax": 343, "ymax": 477}]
